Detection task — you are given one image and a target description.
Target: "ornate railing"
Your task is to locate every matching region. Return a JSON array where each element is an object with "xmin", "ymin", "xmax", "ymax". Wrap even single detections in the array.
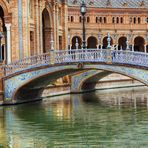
[{"xmin": 1, "ymin": 49, "xmax": 148, "ymax": 76}]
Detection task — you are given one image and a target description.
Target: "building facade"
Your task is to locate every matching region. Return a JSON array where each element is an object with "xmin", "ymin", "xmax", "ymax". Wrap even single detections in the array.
[
  {"xmin": 0, "ymin": 0, "xmax": 68, "ymax": 64},
  {"xmin": 68, "ymin": 0, "xmax": 148, "ymax": 52},
  {"xmin": 0, "ymin": 0, "xmax": 148, "ymax": 65}
]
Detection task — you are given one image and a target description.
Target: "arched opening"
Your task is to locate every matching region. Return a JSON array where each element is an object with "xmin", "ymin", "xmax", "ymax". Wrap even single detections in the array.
[
  {"xmin": 146, "ymin": 45, "xmax": 148, "ymax": 53},
  {"xmin": 87, "ymin": 17, "xmax": 90, "ymax": 23},
  {"xmin": 0, "ymin": 6, "xmax": 6, "ymax": 62},
  {"xmin": 71, "ymin": 36, "xmax": 82, "ymax": 49},
  {"xmin": 134, "ymin": 17, "xmax": 136, "ymax": 24},
  {"xmin": 87, "ymin": 36, "xmax": 97, "ymax": 49},
  {"xmin": 118, "ymin": 37, "xmax": 127, "ymax": 50},
  {"xmin": 42, "ymin": 8, "xmax": 52, "ymax": 53},
  {"xmin": 104, "ymin": 17, "xmax": 107, "ymax": 23},
  {"xmin": 120, "ymin": 17, "xmax": 123, "ymax": 23},
  {"xmin": 134, "ymin": 36, "xmax": 145, "ymax": 52},
  {"xmin": 116, "ymin": 17, "xmax": 119, "ymax": 24},
  {"xmin": 102, "ymin": 36, "xmax": 113, "ymax": 49}
]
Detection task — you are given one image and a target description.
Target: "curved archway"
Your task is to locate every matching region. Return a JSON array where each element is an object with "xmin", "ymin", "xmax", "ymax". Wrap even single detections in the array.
[
  {"xmin": 134, "ymin": 36, "xmax": 145, "ymax": 52},
  {"xmin": 87, "ymin": 36, "xmax": 97, "ymax": 49},
  {"xmin": 118, "ymin": 37, "xmax": 127, "ymax": 50},
  {"xmin": 71, "ymin": 36, "xmax": 82, "ymax": 49},
  {"xmin": 42, "ymin": 8, "xmax": 52, "ymax": 53},
  {"xmin": 147, "ymin": 45, "xmax": 148, "ymax": 53},
  {"xmin": 4, "ymin": 60, "xmax": 147, "ymax": 104},
  {"xmin": 102, "ymin": 36, "xmax": 113, "ymax": 49},
  {"xmin": 0, "ymin": 0, "xmax": 9, "ymax": 16}
]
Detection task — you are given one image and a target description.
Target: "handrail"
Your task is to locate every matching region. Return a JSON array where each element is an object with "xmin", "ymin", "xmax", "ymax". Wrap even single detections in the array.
[{"xmin": 1, "ymin": 49, "xmax": 148, "ymax": 76}]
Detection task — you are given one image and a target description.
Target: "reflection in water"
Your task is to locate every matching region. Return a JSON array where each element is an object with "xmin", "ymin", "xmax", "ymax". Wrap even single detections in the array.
[{"xmin": 0, "ymin": 86, "xmax": 148, "ymax": 147}]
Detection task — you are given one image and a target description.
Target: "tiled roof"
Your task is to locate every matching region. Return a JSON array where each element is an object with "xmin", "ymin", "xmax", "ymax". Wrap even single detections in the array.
[{"xmin": 68, "ymin": 0, "xmax": 148, "ymax": 9}]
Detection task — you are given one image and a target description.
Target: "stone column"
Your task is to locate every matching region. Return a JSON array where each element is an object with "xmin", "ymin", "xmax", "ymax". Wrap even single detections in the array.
[
  {"xmin": 144, "ymin": 44, "xmax": 147, "ymax": 53},
  {"xmin": 5, "ymin": 23, "xmax": 11, "ymax": 64},
  {"xmin": 35, "ymin": 0, "xmax": 40, "ymax": 54},
  {"xmin": 132, "ymin": 44, "xmax": 134, "ymax": 52}
]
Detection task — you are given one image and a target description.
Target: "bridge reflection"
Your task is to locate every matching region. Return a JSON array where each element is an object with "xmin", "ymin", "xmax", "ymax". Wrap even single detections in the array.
[{"xmin": 0, "ymin": 86, "xmax": 148, "ymax": 147}]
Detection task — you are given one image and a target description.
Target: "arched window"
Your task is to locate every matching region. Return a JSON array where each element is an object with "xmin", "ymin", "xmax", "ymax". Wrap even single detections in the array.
[
  {"xmin": 87, "ymin": 17, "xmax": 90, "ymax": 23},
  {"xmin": 100, "ymin": 17, "xmax": 102, "ymax": 23},
  {"xmin": 112, "ymin": 17, "xmax": 115, "ymax": 23},
  {"xmin": 134, "ymin": 17, "xmax": 136, "ymax": 24},
  {"xmin": 96, "ymin": 17, "xmax": 98, "ymax": 23},
  {"xmin": 104, "ymin": 17, "xmax": 107, "ymax": 23},
  {"xmin": 79, "ymin": 16, "xmax": 82, "ymax": 23},
  {"xmin": 120, "ymin": 17, "xmax": 123, "ymax": 24},
  {"xmin": 138, "ymin": 17, "xmax": 141, "ymax": 24},
  {"xmin": 117, "ymin": 17, "xmax": 119, "ymax": 24},
  {"xmin": 71, "ymin": 16, "xmax": 74, "ymax": 22},
  {"xmin": 68, "ymin": 16, "xmax": 70, "ymax": 22}
]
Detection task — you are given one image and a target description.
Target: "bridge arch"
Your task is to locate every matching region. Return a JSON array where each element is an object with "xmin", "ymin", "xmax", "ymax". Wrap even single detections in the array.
[
  {"xmin": 87, "ymin": 36, "xmax": 98, "ymax": 49},
  {"xmin": 3, "ymin": 62, "xmax": 148, "ymax": 104},
  {"xmin": 71, "ymin": 36, "xmax": 82, "ymax": 49},
  {"xmin": 134, "ymin": 36, "xmax": 145, "ymax": 52}
]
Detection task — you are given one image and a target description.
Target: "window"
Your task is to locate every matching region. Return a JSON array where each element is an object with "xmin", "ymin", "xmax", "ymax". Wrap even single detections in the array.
[
  {"xmin": 104, "ymin": 17, "xmax": 107, "ymax": 23},
  {"xmin": 79, "ymin": 16, "xmax": 82, "ymax": 23},
  {"xmin": 71, "ymin": 16, "xmax": 74, "ymax": 22},
  {"xmin": 112, "ymin": 17, "xmax": 115, "ymax": 23},
  {"xmin": 134, "ymin": 17, "xmax": 136, "ymax": 24},
  {"xmin": 100, "ymin": 17, "xmax": 102, "ymax": 23},
  {"xmin": 120, "ymin": 17, "xmax": 123, "ymax": 23},
  {"xmin": 116, "ymin": 17, "xmax": 119, "ymax": 24},
  {"xmin": 87, "ymin": 17, "xmax": 90, "ymax": 23},
  {"xmin": 138, "ymin": 17, "xmax": 141, "ymax": 24}
]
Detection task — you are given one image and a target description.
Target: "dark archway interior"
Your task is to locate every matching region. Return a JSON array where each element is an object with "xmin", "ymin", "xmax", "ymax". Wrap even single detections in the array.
[
  {"xmin": 147, "ymin": 45, "xmax": 148, "ymax": 53},
  {"xmin": 134, "ymin": 36, "xmax": 145, "ymax": 52},
  {"xmin": 102, "ymin": 36, "xmax": 113, "ymax": 49},
  {"xmin": 0, "ymin": 6, "xmax": 6, "ymax": 61},
  {"xmin": 118, "ymin": 37, "xmax": 127, "ymax": 50},
  {"xmin": 0, "ymin": 6, "xmax": 6, "ymax": 32},
  {"xmin": 71, "ymin": 36, "xmax": 82, "ymax": 49},
  {"xmin": 82, "ymin": 71, "xmax": 112, "ymax": 91},
  {"xmin": 42, "ymin": 8, "xmax": 51, "ymax": 53},
  {"xmin": 87, "ymin": 36, "xmax": 97, "ymax": 49}
]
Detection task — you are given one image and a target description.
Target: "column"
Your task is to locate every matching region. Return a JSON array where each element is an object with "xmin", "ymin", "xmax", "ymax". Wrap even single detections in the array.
[
  {"xmin": 5, "ymin": 23, "xmax": 11, "ymax": 64},
  {"xmin": 132, "ymin": 44, "xmax": 134, "ymax": 52},
  {"xmin": 144, "ymin": 44, "xmax": 146, "ymax": 53}
]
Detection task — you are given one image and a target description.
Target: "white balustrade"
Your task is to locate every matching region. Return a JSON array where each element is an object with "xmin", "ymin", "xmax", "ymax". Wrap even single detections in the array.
[{"xmin": 1, "ymin": 49, "xmax": 148, "ymax": 76}]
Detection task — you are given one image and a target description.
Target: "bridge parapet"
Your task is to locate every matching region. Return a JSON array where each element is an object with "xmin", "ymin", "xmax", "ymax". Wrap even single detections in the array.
[{"xmin": 1, "ymin": 49, "xmax": 148, "ymax": 76}]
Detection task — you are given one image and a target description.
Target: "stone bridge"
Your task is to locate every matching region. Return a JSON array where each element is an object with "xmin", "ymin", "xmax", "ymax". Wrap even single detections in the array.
[{"xmin": 0, "ymin": 49, "xmax": 148, "ymax": 105}]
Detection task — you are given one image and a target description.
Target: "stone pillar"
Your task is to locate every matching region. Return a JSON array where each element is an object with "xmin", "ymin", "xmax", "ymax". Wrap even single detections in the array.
[
  {"xmin": 53, "ymin": 4, "xmax": 57, "ymax": 50},
  {"xmin": 5, "ymin": 23, "xmax": 11, "ymax": 64},
  {"xmin": 144, "ymin": 44, "xmax": 147, "ymax": 53},
  {"xmin": 56, "ymin": 4, "xmax": 59, "ymax": 50},
  {"xmin": 35, "ymin": 0, "xmax": 40, "ymax": 54},
  {"xmin": 132, "ymin": 44, "xmax": 134, "ymax": 52}
]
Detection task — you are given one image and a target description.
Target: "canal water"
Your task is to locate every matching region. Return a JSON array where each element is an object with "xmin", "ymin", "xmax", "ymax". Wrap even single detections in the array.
[{"xmin": 0, "ymin": 86, "xmax": 148, "ymax": 148}]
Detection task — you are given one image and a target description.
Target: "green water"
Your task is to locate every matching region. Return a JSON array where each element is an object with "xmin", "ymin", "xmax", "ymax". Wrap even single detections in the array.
[{"xmin": 0, "ymin": 86, "xmax": 148, "ymax": 148}]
